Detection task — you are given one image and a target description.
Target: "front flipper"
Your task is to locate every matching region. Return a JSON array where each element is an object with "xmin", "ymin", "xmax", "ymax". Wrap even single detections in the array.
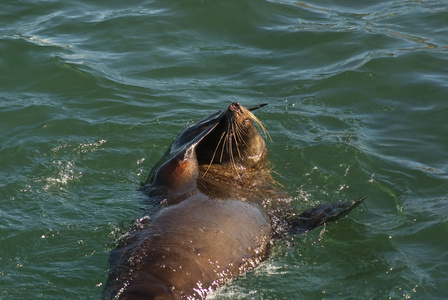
[{"xmin": 286, "ymin": 197, "xmax": 365, "ymax": 234}]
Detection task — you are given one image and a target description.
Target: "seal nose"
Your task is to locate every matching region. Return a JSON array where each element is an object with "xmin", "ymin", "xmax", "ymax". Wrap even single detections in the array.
[{"xmin": 229, "ymin": 102, "xmax": 243, "ymax": 115}]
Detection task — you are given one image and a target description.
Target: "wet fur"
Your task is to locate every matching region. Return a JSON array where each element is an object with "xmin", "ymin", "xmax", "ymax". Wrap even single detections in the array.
[{"xmin": 103, "ymin": 103, "xmax": 364, "ymax": 300}]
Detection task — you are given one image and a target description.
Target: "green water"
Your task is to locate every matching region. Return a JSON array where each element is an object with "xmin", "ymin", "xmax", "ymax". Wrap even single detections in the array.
[{"xmin": 1, "ymin": 0, "xmax": 447, "ymax": 299}]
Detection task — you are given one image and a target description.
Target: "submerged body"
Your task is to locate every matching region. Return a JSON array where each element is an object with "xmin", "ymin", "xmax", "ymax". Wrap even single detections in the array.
[{"xmin": 103, "ymin": 103, "xmax": 363, "ymax": 299}]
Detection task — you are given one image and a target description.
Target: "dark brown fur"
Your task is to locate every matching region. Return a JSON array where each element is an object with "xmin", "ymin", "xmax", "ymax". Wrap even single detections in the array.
[{"xmin": 103, "ymin": 103, "xmax": 364, "ymax": 299}]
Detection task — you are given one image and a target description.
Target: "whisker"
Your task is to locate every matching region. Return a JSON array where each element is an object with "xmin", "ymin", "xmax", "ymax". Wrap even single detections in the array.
[
  {"xmin": 248, "ymin": 111, "xmax": 271, "ymax": 142},
  {"xmin": 228, "ymin": 131, "xmax": 242, "ymax": 180},
  {"xmin": 220, "ymin": 123, "xmax": 230, "ymax": 163},
  {"xmin": 202, "ymin": 130, "xmax": 226, "ymax": 177},
  {"xmin": 235, "ymin": 121, "xmax": 247, "ymax": 150},
  {"xmin": 232, "ymin": 121, "xmax": 243, "ymax": 159},
  {"xmin": 201, "ymin": 108, "xmax": 266, "ymax": 182}
]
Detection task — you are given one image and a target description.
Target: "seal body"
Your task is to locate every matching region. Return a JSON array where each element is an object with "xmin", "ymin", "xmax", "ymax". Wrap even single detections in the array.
[{"xmin": 103, "ymin": 103, "xmax": 364, "ymax": 299}]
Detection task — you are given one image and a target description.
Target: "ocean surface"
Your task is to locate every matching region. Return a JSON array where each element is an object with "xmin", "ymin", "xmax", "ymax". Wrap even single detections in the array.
[{"xmin": 1, "ymin": 0, "xmax": 447, "ymax": 299}]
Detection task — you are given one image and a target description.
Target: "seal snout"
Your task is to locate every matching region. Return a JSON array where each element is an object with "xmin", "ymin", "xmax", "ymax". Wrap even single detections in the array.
[{"xmin": 228, "ymin": 102, "xmax": 244, "ymax": 117}]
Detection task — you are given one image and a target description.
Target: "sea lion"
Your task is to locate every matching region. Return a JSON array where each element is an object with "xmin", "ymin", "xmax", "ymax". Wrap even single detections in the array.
[{"xmin": 103, "ymin": 103, "xmax": 364, "ymax": 299}]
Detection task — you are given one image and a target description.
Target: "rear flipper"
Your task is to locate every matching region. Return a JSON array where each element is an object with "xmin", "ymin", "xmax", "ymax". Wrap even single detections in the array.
[{"xmin": 286, "ymin": 197, "xmax": 365, "ymax": 235}]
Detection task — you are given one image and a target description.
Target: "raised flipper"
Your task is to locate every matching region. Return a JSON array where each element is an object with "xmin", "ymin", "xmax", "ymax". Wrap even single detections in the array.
[
  {"xmin": 142, "ymin": 109, "xmax": 225, "ymax": 187},
  {"xmin": 286, "ymin": 197, "xmax": 365, "ymax": 234}
]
